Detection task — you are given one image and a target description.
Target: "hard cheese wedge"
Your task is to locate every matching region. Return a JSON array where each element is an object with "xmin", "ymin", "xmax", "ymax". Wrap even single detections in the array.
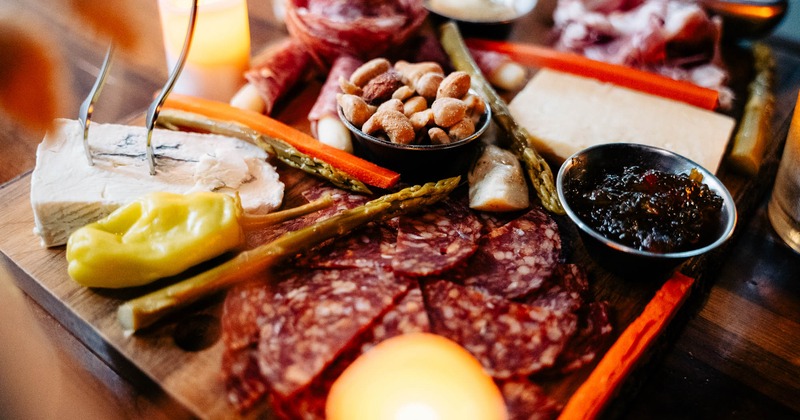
[
  {"xmin": 31, "ymin": 119, "xmax": 284, "ymax": 247},
  {"xmin": 508, "ymin": 69, "xmax": 735, "ymax": 172}
]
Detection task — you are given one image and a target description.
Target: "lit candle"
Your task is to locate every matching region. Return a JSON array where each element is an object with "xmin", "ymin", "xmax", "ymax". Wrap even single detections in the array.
[{"xmin": 158, "ymin": 0, "xmax": 251, "ymax": 101}]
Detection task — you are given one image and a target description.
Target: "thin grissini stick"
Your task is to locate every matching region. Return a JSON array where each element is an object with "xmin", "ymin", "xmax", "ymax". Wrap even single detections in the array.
[
  {"xmin": 439, "ymin": 22, "xmax": 564, "ymax": 214},
  {"xmin": 117, "ymin": 176, "xmax": 461, "ymax": 333},
  {"xmin": 158, "ymin": 109, "xmax": 373, "ymax": 194}
]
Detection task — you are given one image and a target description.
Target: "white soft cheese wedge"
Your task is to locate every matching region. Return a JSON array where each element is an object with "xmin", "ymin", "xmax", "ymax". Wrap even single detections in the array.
[
  {"xmin": 508, "ymin": 69, "xmax": 736, "ymax": 173},
  {"xmin": 31, "ymin": 119, "xmax": 284, "ymax": 247},
  {"xmin": 468, "ymin": 144, "xmax": 530, "ymax": 212}
]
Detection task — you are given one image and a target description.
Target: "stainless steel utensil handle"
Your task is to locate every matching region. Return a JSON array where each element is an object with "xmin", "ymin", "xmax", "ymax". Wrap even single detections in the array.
[
  {"xmin": 146, "ymin": 0, "xmax": 199, "ymax": 175},
  {"xmin": 78, "ymin": 44, "xmax": 115, "ymax": 166}
]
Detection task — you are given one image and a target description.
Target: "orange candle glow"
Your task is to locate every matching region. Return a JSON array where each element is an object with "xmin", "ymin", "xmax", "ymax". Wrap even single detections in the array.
[{"xmin": 158, "ymin": 0, "xmax": 251, "ymax": 101}]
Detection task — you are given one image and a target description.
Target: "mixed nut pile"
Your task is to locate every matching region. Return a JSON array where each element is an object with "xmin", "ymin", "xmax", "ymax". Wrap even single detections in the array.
[{"xmin": 338, "ymin": 58, "xmax": 487, "ymax": 145}]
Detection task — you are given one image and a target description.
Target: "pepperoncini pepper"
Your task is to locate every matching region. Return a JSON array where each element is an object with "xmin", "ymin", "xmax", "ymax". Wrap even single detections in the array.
[{"xmin": 67, "ymin": 192, "xmax": 245, "ymax": 288}]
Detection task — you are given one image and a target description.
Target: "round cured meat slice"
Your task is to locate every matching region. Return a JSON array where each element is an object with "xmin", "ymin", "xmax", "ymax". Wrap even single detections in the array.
[
  {"xmin": 257, "ymin": 267, "xmax": 410, "ymax": 398},
  {"xmin": 392, "ymin": 199, "xmax": 483, "ymax": 277},
  {"xmin": 462, "ymin": 206, "xmax": 561, "ymax": 300},
  {"xmin": 422, "ymin": 279, "xmax": 577, "ymax": 378},
  {"xmin": 524, "ymin": 264, "xmax": 589, "ymax": 315},
  {"xmin": 222, "ymin": 346, "xmax": 269, "ymax": 414},
  {"xmin": 498, "ymin": 378, "xmax": 562, "ymax": 420},
  {"xmin": 552, "ymin": 301, "xmax": 614, "ymax": 374},
  {"xmin": 294, "ymin": 224, "xmax": 396, "ymax": 270}
]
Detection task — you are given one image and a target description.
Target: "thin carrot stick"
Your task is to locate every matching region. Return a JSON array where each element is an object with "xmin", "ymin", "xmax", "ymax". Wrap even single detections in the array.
[
  {"xmin": 466, "ymin": 38, "xmax": 719, "ymax": 110},
  {"xmin": 162, "ymin": 94, "xmax": 400, "ymax": 189},
  {"xmin": 559, "ymin": 272, "xmax": 695, "ymax": 419}
]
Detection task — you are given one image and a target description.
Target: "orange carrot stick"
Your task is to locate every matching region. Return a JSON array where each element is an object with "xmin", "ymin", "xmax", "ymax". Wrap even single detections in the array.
[
  {"xmin": 162, "ymin": 93, "xmax": 400, "ymax": 189},
  {"xmin": 559, "ymin": 272, "xmax": 695, "ymax": 419},
  {"xmin": 466, "ymin": 38, "xmax": 719, "ymax": 110}
]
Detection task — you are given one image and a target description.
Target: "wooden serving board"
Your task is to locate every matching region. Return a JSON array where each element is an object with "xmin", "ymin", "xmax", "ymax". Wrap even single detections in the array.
[{"xmin": 0, "ymin": 44, "xmax": 788, "ymax": 420}]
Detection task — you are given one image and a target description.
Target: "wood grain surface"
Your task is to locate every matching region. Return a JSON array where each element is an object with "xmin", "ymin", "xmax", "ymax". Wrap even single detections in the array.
[{"xmin": 1, "ymin": 0, "xmax": 799, "ymax": 419}]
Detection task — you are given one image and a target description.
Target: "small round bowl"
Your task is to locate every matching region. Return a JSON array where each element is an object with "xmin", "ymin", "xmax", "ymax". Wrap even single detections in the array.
[
  {"xmin": 424, "ymin": 0, "xmax": 537, "ymax": 39},
  {"xmin": 339, "ymin": 95, "xmax": 491, "ymax": 184},
  {"xmin": 556, "ymin": 143, "xmax": 737, "ymax": 277}
]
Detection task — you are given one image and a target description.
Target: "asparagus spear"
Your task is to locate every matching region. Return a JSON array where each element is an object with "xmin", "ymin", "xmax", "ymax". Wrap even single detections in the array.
[
  {"xmin": 117, "ymin": 176, "xmax": 460, "ymax": 332},
  {"xmin": 158, "ymin": 109, "xmax": 373, "ymax": 194},
  {"xmin": 438, "ymin": 22, "xmax": 564, "ymax": 215},
  {"xmin": 728, "ymin": 43, "xmax": 775, "ymax": 176}
]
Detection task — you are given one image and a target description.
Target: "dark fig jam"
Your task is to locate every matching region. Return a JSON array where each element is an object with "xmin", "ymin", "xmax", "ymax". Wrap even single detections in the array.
[{"xmin": 565, "ymin": 166, "xmax": 724, "ymax": 253}]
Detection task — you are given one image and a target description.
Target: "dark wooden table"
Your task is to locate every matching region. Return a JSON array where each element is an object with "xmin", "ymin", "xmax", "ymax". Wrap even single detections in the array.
[{"xmin": 1, "ymin": 1, "xmax": 798, "ymax": 418}]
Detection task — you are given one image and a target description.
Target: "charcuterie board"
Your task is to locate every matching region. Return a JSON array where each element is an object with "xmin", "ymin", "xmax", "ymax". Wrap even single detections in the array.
[{"xmin": 0, "ymin": 4, "xmax": 794, "ymax": 419}]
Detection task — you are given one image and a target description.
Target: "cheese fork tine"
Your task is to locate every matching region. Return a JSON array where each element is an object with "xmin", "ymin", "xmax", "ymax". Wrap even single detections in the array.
[
  {"xmin": 78, "ymin": 44, "xmax": 115, "ymax": 166},
  {"xmin": 145, "ymin": 0, "xmax": 198, "ymax": 175}
]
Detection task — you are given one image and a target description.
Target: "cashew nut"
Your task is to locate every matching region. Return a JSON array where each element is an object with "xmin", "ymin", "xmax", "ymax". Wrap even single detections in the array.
[
  {"xmin": 394, "ymin": 60, "xmax": 444, "ymax": 86},
  {"xmin": 409, "ymin": 109, "xmax": 433, "ymax": 131},
  {"xmin": 338, "ymin": 93, "xmax": 375, "ymax": 127},
  {"xmin": 428, "ymin": 127, "xmax": 451, "ymax": 145},
  {"xmin": 350, "ymin": 58, "xmax": 391, "ymax": 87},
  {"xmin": 448, "ymin": 117, "xmax": 475, "ymax": 141},
  {"xmin": 338, "ymin": 75, "xmax": 362, "ymax": 96},
  {"xmin": 431, "ymin": 97, "xmax": 468, "ymax": 127},
  {"xmin": 377, "ymin": 98, "xmax": 404, "ymax": 114},
  {"xmin": 403, "ymin": 96, "xmax": 428, "ymax": 117},
  {"xmin": 392, "ymin": 85, "xmax": 415, "ymax": 101},
  {"xmin": 362, "ymin": 110, "xmax": 416, "ymax": 145},
  {"xmin": 437, "ymin": 71, "xmax": 471, "ymax": 99},
  {"xmin": 415, "ymin": 73, "xmax": 444, "ymax": 101}
]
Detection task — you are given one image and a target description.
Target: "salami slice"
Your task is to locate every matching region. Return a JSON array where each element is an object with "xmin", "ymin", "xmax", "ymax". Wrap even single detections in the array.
[
  {"xmin": 392, "ymin": 199, "xmax": 483, "ymax": 277},
  {"xmin": 245, "ymin": 38, "xmax": 312, "ymax": 115},
  {"xmin": 294, "ymin": 224, "xmax": 396, "ymax": 269},
  {"xmin": 222, "ymin": 346, "xmax": 269, "ymax": 413},
  {"xmin": 551, "ymin": 301, "xmax": 614, "ymax": 374},
  {"xmin": 257, "ymin": 267, "xmax": 410, "ymax": 398},
  {"xmin": 524, "ymin": 264, "xmax": 589, "ymax": 315},
  {"xmin": 422, "ymin": 279, "xmax": 577, "ymax": 378},
  {"xmin": 461, "ymin": 206, "xmax": 561, "ymax": 300},
  {"xmin": 498, "ymin": 378, "xmax": 562, "ymax": 420}
]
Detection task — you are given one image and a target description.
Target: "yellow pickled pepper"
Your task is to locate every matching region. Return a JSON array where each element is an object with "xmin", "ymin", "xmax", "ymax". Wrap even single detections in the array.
[{"xmin": 66, "ymin": 191, "xmax": 245, "ymax": 288}]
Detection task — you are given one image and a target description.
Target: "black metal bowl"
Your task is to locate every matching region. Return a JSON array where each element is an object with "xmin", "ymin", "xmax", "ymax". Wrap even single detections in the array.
[
  {"xmin": 556, "ymin": 143, "xmax": 737, "ymax": 277},
  {"xmin": 339, "ymin": 96, "xmax": 491, "ymax": 184}
]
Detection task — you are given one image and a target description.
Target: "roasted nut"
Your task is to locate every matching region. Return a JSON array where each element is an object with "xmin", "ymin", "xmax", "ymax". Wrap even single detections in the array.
[
  {"xmin": 437, "ymin": 71, "xmax": 471, "ymax": 99},
  {"xmin": 338, "ymin": 75, "xmax": 362, "ymax": 96},
  {"xmin": 409, "ymin": 109, "xmax": 433, "ymax": 131},
  {"xmin": 448, "ymin": 117, "xmax": 475, "ymax": 140},
  {"xmin": 428, "ymin": 127, "xmax": 451, "ymax": 145},
  {"xmin": 392, "ymin": 85, "xmax": 415, "ymax": 101},
  {"xmin": 403, "ymin": 96, "xmax": 427, "ymax": 117},
  {"xmin": 362, "ymin": 110, "xmax": 416, "ymax": 145},
  {"xmin": 431, "ymin": 97, "xmax": 468, "ymax": 127},
  {"xmin": 463, "ymin": 93, "xmax": 486, "ymax": 118},
  {"xmin": 377, "ymin": 98, "xmax": 404, "ymax": 114},
  {"xmin": 415, "ymin": 72, "xmax": 444, "ymax": 100},
  {"xmin": 350, "ymin": 58, "xmax": 391, "ymax": 87},
  {"xmin": 338, "ymin": 93, "xmax": 375, "ymax": 127},
  {"xmin": 394, "ymin": 60, "xmax": 444, "ymax": 86},
  {"xmin": 362, "ymin": 71, "xmax": 404, "ymax": 105}
]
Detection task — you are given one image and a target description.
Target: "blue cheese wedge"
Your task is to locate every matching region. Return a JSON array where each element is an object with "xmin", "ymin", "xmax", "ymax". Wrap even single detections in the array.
[
  {"xmin": 508, "ymin": 69, "xmax": 736, "ymax": 173},
  {"xmin": 31, "ymin": 119, "xmax": 284, "ymax": 247}
]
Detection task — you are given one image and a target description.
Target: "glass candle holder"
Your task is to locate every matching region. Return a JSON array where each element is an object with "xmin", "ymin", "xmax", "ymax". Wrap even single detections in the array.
[{"xmin": 158, "ymin": 0, "xmax": 251, "ymax": 101}]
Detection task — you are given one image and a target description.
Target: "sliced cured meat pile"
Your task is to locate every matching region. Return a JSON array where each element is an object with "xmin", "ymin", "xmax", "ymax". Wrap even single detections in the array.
[
  {"xmin": 284, "ymin": 0, "xmax": 428, "ymax": 68},
  {"xmin": 221, "ymin": 188, "xmax": 613, "ymax": 419},
  {"xmin": 552, "ymin": 0, "xmax": 734, "ymax": 108},
  {"xmin": 392, "ymin": 198, "xmax": 483, "ymax": 277}
]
